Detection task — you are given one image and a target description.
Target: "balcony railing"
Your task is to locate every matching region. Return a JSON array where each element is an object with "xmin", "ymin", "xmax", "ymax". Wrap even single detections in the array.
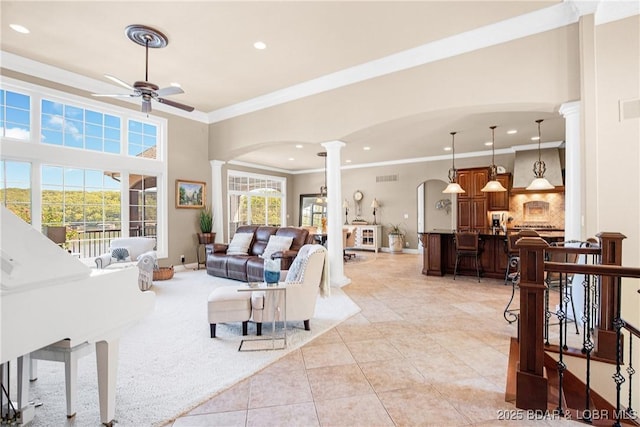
[{"xmin": 65, "ymin": 226, "xmax": 157, "ymax": 258}]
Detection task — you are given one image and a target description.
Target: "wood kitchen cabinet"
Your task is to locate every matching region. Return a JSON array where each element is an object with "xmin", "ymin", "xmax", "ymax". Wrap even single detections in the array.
[
  {"xmin": 488, "ymin": 173, "xmax": 511, "ymax": 210},
  {"xmin": 457, "ymin": 167, "xmax": 489, "ymax": 230}
]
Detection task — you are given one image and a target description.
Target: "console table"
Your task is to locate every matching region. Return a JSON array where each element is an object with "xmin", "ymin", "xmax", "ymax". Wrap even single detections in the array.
[{"xmin": 344, "ymin": 224, "xmax": 382, "ymax": 253}]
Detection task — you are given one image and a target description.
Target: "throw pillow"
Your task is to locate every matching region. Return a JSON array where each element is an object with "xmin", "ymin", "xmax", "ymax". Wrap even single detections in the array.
[
  {"xmin": 226, "ymin": 232, "xmax": 254, "ymax": 255},
  {"xmin": 260, "ymin": 235, "xmax": 294, "ymax": 260},
  {"xmin": 111, "ymin": 247, "xmax": 131, "ymax": 262}
]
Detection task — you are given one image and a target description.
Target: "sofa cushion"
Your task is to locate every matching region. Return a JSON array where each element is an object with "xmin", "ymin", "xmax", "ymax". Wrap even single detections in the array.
[
  {"xmin": 276, "ymin": 227, "xmax": 309, "ymax": 251},
  {"xmin": 250, "ymin": 226, "xmax": 278, "ymax": 256},
  {"xmin": 260, "ymin": 235, "xmax": 293, "ymax": 260},
  {"xmin": 227, "ymin": 256, "xmax": 251, "ymax": 282},
  {"xmin": 226, "ymin": 232, "xmax": 254, "ymax": 255}
]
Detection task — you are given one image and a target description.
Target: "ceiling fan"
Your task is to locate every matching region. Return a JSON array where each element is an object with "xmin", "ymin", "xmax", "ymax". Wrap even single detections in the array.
[{"xmin": 92, "ymin": 25, "xmax": 194, "ymax": 113}]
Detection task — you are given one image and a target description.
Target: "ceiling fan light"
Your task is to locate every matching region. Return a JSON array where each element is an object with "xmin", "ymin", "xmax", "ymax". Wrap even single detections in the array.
[
  {"xmin": 443, "ymin": 182, "xmax": 466, "ymax": 194},
  {"xmin": 481, "ymin": 179, "xmax": 507, "ymax": 192},
  {"xmin": 526, "ymin": 177, "xmax": 555, "ymax": 191}
]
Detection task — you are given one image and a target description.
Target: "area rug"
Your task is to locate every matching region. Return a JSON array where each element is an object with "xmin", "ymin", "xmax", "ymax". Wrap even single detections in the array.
[{"xmin": 26, "ymin": 269, "xmax": 361, "ymax": 426}]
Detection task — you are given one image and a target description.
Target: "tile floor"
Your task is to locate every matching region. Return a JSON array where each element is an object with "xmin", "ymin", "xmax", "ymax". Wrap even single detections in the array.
[{"xmin": 171, "ymin": 252, "xmax": 578, "ymax": 426}]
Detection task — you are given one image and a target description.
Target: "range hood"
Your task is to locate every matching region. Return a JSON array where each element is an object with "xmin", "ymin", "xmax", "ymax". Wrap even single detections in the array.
[{"xmin": 512, "ymin": 148, "xmax": 564, "ymax": 190}]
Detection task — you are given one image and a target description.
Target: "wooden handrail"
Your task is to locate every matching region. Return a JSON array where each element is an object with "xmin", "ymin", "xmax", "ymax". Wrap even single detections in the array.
[{"xmin": 545, "ymin": 261, "xmax": 640, "ymax": 278}]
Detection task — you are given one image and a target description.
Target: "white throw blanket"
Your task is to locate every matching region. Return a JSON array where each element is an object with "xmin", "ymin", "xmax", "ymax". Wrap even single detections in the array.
[{"xmin": 285, "ymin": 244, "xmax": 330, "ymax": 297}]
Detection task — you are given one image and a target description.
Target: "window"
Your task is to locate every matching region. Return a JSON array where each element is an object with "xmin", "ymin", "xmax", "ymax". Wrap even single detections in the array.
[
  {"xmin": 41, "ymin": 166, "xmax": 122, "ymax": 256},
  {"xmin": 129, "ymin": 174, "xmax": 157, "ymax": 237},
  {"xmin": 0, "ymin": 160, "xmax": 31, "ymax": 223},
  {"xmin": 128, "ymin": 120, "xmax": 157, "ymax": 159},
  {"xmin": 41, "ymin": 99, "xmax": 121, "ymax": 153},
  {"xmin": 1, "ymin": 77, "xmax": 168, "ymax": 258},
  {"xmin": 227, "ymin": 172, "xmax": 285, "ymax": 238},
  {"xmin": 0, "ymin": 89, "xmax": 30, "ymax": 140}
]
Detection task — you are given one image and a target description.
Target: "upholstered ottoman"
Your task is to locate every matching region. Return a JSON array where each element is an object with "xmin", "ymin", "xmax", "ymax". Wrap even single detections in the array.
[{"xmin": 207, "ymin": 286, "xmax": 251, "ymax": 338}]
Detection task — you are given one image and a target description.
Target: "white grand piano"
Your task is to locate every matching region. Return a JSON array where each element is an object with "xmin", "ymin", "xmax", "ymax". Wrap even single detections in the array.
[{"xmin": 0, "ymin": 206, "xmax": 155, "ymax": 425}]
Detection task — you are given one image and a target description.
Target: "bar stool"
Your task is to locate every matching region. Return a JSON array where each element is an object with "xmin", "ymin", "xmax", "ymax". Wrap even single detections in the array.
[
  {"xmin": 504, "ymin": 229, "xmax": 539, "ymax": 284},
  {"xmin": 453, "ymin": 230, "xmax": 482, "ymax": 282}
]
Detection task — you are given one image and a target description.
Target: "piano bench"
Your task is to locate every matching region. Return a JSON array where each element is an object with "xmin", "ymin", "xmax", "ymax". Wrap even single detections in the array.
[
  {"xmin": 207, "ymin": 286, "xmax": 252, "ymax": 338},
  {"xmin": 29, "ymin": 340, "xmax": 93, "ymax": 418}
]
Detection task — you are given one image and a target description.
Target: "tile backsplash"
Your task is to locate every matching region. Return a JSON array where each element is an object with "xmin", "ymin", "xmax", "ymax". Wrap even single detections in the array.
[{"xmin": 508, "ymin": 193, "xmax": 565, "ymax": 227}]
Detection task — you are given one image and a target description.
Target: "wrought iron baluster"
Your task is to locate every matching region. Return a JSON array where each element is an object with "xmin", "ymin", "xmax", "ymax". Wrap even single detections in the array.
[
  {"xmin": 612, "ymin": 277, "xmax": 625, "ymax": 427},
  {"xmin": 556, "ymin": 271, "xmax": 566, "ymax": 415},
  {"xmin": 582, "ymin": 272, "xmax": 594, "ymax": 422},
  {"xmin": 627, "ymin": 334, "xmax": 635, "ymax": 419}
]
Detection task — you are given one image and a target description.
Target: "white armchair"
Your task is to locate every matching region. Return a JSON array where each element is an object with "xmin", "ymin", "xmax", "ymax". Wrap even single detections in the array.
[
  {"xmin": 250, "ymin": 244, "xmax": 328, "ymax": 335},
  {"xmin": 94, "ymin": 237, "xmax": 157, "ymax": 290}
]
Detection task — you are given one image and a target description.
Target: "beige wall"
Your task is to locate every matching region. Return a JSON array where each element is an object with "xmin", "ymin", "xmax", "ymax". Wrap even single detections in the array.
[
  {"xmin": 592, "ymin": 14, "xmax": 640, "ymax": 391},
  {"xmin": 165, "ymin": 117, "xmax": 210, "ymax": 267}
]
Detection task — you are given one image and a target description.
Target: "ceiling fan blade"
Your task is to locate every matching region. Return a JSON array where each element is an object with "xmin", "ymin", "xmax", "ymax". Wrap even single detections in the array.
[
  {"xmin": 92, "ymin": 93, "xmax": 135, "ymax": 98},
  {"xmin": 156, "ymin": 86, "xmax": 184, "ymax": 97},
  {"xmin": 141, "ymin": 99, "xmax": 152, "ymax": 113},
  {"xmin": 157, "ymin": 97, "xmax": 195, "ymax": 112},
  {"xmin": 105, "ymin": 74, "xmax": 135, "ymax": 91}
]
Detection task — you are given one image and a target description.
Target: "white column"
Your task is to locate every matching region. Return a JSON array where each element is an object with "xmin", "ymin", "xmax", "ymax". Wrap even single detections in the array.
[
  {"xmin": 559, "ymin": 101, "xmax": 582, "ymax": 241},
  {"xmin": 210, "ymin": 160, "xmax": 225, "ymax": 243},
  {"xmin": 321, "ymin": 140, "xmax": 350, "ymax": 287}
]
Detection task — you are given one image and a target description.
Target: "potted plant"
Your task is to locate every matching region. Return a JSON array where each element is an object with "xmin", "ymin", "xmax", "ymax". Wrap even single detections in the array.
[
  {"xmin": 197, "ymin": 206, "xmax": 215, "ymax": 244},
  {"xmin": 387, "ymin": 223, "xmax": 405, "ymax": 254}
]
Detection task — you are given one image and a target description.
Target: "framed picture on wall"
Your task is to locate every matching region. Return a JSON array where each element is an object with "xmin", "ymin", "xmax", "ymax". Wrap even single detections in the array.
[{"xmin": 176, "ymin": 179, "xmax": 206, "ymax": 209}]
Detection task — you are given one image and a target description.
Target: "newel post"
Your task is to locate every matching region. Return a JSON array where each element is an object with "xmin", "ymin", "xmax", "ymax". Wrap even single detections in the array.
[
  {"xmin": 594, "ymin": 232, "xmax": 626, "ymax": 361},
  {"xmin": 515, "ymin": 236, "xmax": 549, "ymax": 411}
]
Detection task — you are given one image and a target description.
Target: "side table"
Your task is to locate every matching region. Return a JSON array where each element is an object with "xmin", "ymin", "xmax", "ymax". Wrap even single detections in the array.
[
  {"xmin": 237, "ymin": 282, "xmax": 287, "ymax": 351},
  {"xmin": 196, "ymin": 243, "xmax": 213, "ymax": 270}
]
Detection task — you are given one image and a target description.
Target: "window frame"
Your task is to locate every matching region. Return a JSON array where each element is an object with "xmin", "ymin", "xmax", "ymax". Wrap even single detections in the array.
[
  {"xmin": 226, "ymin": 170, "xmax": 286, "ymax": 238},
  {"xmin": 0, "ymin": 77, "xmax": 169, "ymax": 258}
]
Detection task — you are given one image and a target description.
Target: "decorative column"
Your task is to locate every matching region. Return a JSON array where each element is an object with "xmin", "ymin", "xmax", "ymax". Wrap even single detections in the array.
[
  {"xmin": 321, "ymin": 140, "xmax": 350, "ymax": 287},
  {"xmin": 210, "ymin": 160, "xmax": 225, "ymax": 243},
  {"xmin": 559, "ymin": 101, "xmax": 582, "ymax": 241}
]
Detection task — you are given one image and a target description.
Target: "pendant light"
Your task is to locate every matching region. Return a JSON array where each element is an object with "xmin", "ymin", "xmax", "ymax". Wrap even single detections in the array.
[
  {"xmin": 526, "ymin": 119, "xmax": 555, "ymax": 191},
  {"xmin": 316, "ymin": 152, "xmax": 327, "ymax": 203},
  {"xmin": 481, "ymin": 125, "xmax": 507, "ymax": 192},
  {"xmin": 442, "ymin": 131, "xmax": 466, "ymax": 194}
]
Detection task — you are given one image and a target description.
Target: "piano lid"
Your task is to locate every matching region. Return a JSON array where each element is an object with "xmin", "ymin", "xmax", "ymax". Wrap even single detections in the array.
[{"xmin": 1, "ymin": 206, "xmax": 90, "ymax": 294}]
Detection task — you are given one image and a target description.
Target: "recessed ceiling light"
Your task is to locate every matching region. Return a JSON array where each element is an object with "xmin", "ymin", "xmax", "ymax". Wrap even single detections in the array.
[
  {"xmin": 531, "ymin": 136, "xmax": 540, "ymax": 141},
  {"xmin": 295, "ymin": 144, "xmax": 303, "ymax": 149},
  {"xmin": 444, "ymin": 147, "xmax": 452, "ymax": 151},
  {"xmin": 484, "ymin": 141, "xmax": 493, "ymax": 146},
  {"xmin": 345, "ymin": 159, "xmax": 352, "ymax": 163},
  {"xmin": 507, "ymin": 129, "xmax": 518, "ymax": 135},
  {"xmin": 288, "ymin": 157, "xmax": 295, "ymax": 161},
  {"xmin": 254, "ymin": 41, "xmax": 266, "ymax": 50},
  {"xmin": 363, "ymin": 146, "xmax": 371, "ymax": 151},
  {"xmin": 10, "ymin": 24, "xmax": 30, "ymax": 34},
  {"xmin": 170, "ymin": 82, "xmax": 181, "ymax": 88}
]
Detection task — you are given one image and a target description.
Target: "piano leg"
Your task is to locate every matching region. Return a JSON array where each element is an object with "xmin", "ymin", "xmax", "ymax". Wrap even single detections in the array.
[
  {"xmin": 96, "ymin": 339, "xmax": 118, "ymax": 426},
  {"xmin": 1, "ymin": 358, "xmax": 35, "ymax": 425}
]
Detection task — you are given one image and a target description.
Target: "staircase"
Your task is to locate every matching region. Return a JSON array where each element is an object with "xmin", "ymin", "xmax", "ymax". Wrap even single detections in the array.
[
  {"xmin": 505, "ymin": 233, "xmax": 640, "ymax": 426},
  {"xmin": 506, "ymin": 337, "xmax": 638, "ymax": 426}
]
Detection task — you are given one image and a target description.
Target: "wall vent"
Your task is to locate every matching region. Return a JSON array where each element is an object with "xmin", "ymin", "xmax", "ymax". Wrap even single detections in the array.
[
  {"xmin": 620, "ymin": 98, "xmax": 640, "ymax": 121},
  {"xmin": 376, "ymin": 174, "xmax": 399, "ymax": 183}
]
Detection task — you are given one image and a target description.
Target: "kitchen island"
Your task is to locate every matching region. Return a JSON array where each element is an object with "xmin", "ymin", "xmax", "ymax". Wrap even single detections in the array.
[{"xmin": 418, "ymin": 229, "xmax": 564, "ymax": 280}]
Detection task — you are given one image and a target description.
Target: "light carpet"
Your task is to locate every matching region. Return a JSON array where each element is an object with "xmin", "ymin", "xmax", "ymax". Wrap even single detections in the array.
[{"xmin": 26, "ymin": 269, "xmax": 360, "ymax": 426}]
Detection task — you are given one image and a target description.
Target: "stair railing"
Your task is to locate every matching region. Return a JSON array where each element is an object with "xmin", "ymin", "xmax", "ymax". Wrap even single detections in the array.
[{"xmin": 515, "ymin": 232, "xmax": 640, "ymax": 426}]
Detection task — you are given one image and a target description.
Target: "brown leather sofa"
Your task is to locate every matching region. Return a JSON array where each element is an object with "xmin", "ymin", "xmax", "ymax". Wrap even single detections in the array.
[{"xmin": 206, "ymin": 225, "xmax": 309, "ymax": 282}]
